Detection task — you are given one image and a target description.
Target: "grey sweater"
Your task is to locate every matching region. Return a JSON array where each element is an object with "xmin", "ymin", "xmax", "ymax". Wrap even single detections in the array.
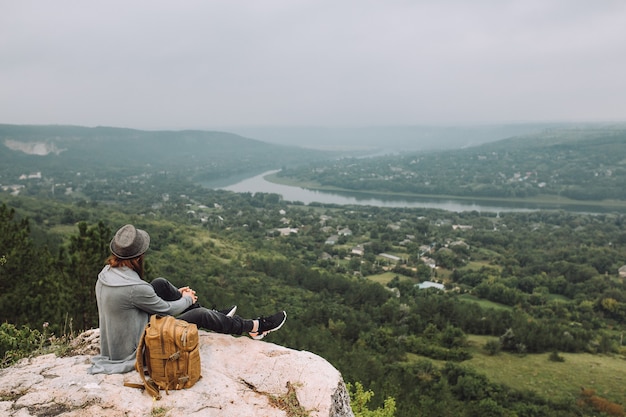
[{"xmin": 88, "ymin": 265, "xmax": 192, "ymax": 374}]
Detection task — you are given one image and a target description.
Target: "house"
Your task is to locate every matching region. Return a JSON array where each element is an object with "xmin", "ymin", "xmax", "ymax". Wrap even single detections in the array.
[
  {"xmin": 351, "ymin": 245, "xmax": 364, "ymax": 256},
  {"xmin": 19, "ymin": 172, "xmax": 42, "ymax": 180},
  {"xmin": 452, "ymin": 225, "xmax": 473, "ymax": 231},
  {"xmin": 276, "ymin": 227, "xmax": 298, "ymax": 236},
  {"xmin": 419, "ymin": 245, "xmax": 432, "ymax": 255},
  {"xmin": 1, "ymin": 184, "xmax": 25, "ymax": 195},
  {"xmin": 619, "ymin": 265, "xmax": 626, "ymax": 278},
  {"xmin": 420, "ymin": 257, "xmax": 436, "ymax": 269},
  {"xmin": 338, "ymin": 227, "xmax": 352, "ymax": 236},
  {"xmin": 417, "ymin": 281, "xmax": 445, "ymax": 291},
  {"xmin": 319, "ymin": 215, "xmax": 332, "ymax": 225},
  {"xmin": 379, "ymin": 253, "xmax": 401, "ymax": 262},
  {"xmin": 325, "ymin": 235, "xmax": 339, "ymax": 245}
]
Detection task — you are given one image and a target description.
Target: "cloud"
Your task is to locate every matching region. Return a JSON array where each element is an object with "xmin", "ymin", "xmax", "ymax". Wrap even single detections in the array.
[{"xmin": 1, "ymin": 0, "xmax": 625, "ymax": 128}]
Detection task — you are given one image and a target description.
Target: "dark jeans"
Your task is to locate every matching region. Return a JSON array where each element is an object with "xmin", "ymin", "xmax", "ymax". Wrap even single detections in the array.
[{"xmin": 151, "ymin": 277, "xmax": 253, "ymax": 334}]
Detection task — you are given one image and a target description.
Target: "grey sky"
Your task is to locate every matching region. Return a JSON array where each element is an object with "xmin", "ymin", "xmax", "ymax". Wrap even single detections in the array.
[{"xmin": 2, "ymin": 0, "xmax": 625, "ymax": 130}]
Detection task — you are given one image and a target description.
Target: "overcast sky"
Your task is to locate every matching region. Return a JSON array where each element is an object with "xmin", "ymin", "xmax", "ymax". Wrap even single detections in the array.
[{"xmin": 2, "ymin": 1, "xmax": 626, "ymax": 130}]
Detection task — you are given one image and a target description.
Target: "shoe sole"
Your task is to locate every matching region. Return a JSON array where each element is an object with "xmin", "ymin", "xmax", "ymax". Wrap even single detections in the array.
[
  {"xmin": 226, "ymin": 306, "xmax": 237, "ymax": 317},
  {"xmin": 250, "ymin": 311, "xmax": 287, "ymax": 340}
]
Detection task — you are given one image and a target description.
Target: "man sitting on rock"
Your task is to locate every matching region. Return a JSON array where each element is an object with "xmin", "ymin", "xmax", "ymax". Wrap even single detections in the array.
[{"xmin": 89, "ymin": 224, "xmax": 286, "ymax": 374}]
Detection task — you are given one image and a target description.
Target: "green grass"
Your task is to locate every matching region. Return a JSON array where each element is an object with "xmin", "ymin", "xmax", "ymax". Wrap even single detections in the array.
[
  {"xmin": 367, "ymin": 272, "xmax": 408, "ymax": 285},
  {"xmin": 466, "ymin": 335, "xmax": 626, "ymax": 404},
  {"xmin": 405, "ymin": 335, "xmax": 626, "ymax": 404}
]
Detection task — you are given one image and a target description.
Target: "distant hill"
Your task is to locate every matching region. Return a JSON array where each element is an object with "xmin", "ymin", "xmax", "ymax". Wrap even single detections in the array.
[
  {"xmin": 0, "ymin": 124, "xmax": 331, "ymax": 182},
  {"xmin": 275, "ymin": 125, "xmax": 626, "ymax": 202},
  {"xmin": 223, "ymin": 123, "xmax": 570, "ymax": 152}
]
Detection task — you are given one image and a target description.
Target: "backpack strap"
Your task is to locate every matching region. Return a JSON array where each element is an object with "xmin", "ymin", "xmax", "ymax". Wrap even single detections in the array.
[{"xmin": 124, "ymin": 321, "xmax": 162, "ymax": 400}]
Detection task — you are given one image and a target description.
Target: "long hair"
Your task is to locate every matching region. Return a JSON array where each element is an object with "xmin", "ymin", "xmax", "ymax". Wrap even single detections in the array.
[{"xmin": 106, "ymin": 254, "xmax": 144, "ymax": 278}]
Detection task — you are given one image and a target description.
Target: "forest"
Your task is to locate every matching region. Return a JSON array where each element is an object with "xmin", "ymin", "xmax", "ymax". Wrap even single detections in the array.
[{"xmin": 2, "ymin": 124, "xmax": 626, "ymax": 416}]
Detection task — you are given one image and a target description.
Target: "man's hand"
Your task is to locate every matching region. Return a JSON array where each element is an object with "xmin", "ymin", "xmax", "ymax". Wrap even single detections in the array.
[{"xmin": 179, "ymin": 286, "xmax": 198, "ymax": 303}]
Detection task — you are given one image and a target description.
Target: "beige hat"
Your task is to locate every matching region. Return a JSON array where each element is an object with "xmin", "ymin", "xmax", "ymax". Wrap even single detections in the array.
[{"xmin": 110, "ymin": 224, "xmax": 150, "ymax": 259}]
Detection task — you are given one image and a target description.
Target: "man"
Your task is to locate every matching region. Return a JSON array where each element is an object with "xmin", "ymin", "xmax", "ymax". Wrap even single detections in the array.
[{"xmin": 89, "ymin": 224, "xmax": 286, "ymax": 374}]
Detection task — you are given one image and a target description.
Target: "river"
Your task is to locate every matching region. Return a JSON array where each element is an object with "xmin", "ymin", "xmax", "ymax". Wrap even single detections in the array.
[{"xmin": 205, "ymin": 170, "xmax": 600, "ymax": 213}]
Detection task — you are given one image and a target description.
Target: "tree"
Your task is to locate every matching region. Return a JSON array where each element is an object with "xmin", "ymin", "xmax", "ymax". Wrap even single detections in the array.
[
  {"xmin": 0, "ymin": 204, "xmax": 57, "ymax": 328},
  {"xmin": 60, "ymin": 221, "xmax": 112, "ymax": 331},
  {"xmin": 440, "ymin": 325, "xmax": 467, "ymax": 349}
]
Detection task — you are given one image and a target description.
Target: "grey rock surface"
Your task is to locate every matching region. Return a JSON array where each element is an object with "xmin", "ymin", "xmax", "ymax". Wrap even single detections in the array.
[{"xmin": 0, "ymin": 329, "xmax": 354, "ymax": 417}]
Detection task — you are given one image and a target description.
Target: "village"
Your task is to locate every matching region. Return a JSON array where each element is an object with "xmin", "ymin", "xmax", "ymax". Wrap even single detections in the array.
[{"xmin": 178, "ymin": 192, "xmax": 480, "ymax": 291}]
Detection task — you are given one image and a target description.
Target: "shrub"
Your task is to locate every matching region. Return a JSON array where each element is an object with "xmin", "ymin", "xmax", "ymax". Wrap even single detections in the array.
[
  {"xmin": 484, "ymin": 339, "xmax": 501, "ymax": 356},
  {"xmin": 548, "ymin": 350, "xmax": 565, "ymax": 362},
  {"xmin": 0, "ymin": 322, "xmax": 45, "ymax": 367}
]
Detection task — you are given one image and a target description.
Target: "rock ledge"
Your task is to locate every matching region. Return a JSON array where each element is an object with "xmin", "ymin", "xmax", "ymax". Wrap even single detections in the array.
[{"xmin": 0, "ymin": 329, "xmax": 354, "ymax": 417}]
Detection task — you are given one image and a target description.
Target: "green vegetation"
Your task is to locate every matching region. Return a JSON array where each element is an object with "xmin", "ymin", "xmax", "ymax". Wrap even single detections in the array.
[
  {"xmin": 457, "ymin": 294, "xmax": 512, "ymax": 311},
  {"xmin": 1, "ymin": 322, "xmax": 46, "ymax": 367},
  {"xmin": 465, "ymin": 335, "xmax": 626, "ymax": 403},
  {"xmin": 349, "ymin": 382, "xmax": 397, "ymax": 417},
  {"xmin": 2, "ymin": 125, "xmax": 626, "ymax": 416},
  {"xmin": 150, "ymin": 406, "xmax": 169, "ymax": 417},
  {"xmin": 0, "ymin": 123, "xmax": 333, "ymax": 192},
  {"xmin": 366, "ymin": 272, "xmax": 401, "ymax": 285},
  {"xmin": 0, "ymin": 321, "xmax": 72, "ymax": 368},
  {"xmin": 275, "ymin": 126, "xmax": 626, "ymax": 205}
]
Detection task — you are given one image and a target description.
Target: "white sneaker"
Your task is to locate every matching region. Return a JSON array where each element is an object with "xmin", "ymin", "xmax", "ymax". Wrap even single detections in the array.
[{"xmin": 217, "ymin": 305, "xmax": 237, "ymax": 317}]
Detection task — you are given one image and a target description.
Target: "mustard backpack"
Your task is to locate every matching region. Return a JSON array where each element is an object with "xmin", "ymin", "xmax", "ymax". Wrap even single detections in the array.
[{"xmin": 126, "ymin": 314, "xmax": 201, "ymax": 399}]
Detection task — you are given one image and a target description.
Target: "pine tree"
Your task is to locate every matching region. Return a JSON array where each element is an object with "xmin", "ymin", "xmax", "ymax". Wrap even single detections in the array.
[
  {"xmin": 60, "ymin": 221, "xmax": 112, "ymax": 331},
  {"xmin": 0, "ymin": 204, "xmax": 44, "ymax": 326}
]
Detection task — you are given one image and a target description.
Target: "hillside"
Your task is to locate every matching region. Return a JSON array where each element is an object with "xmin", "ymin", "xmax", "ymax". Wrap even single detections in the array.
[
  {"xmin": 225, "ymin": 123, "xmax": 564, "ymax": 151},
  {"xmin": 0, "ymin": 124, "xmax": 331, "ymax": 183},
  {"xmin": 274, "ymin": 125, "xmax": 626, "ymax": 203}
]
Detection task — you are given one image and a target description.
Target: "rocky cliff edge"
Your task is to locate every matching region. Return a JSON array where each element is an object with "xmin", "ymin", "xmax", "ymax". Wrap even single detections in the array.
[{"xmin": 0, "ymin": 329, "xmax": 354, "ymax": 417}]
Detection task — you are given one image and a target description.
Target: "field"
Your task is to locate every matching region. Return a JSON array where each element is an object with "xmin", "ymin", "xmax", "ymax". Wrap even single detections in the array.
[
  {"xmin": 468, "ymin": 335, "xmax": 626, "ymax": 404},
  {"xmin": 367, "ymin": 265, "xmax": 626, "ymax": 405},
  {"xmin": 406, "ymin": 335, "xmax": 626, "ymax": 405},
  {"xmin": 457, "ymin": 293, "xmax": 512, "ymax": 311},
  {"xmin": 367, "ymin": 272, "xmax": 408, "ymax": 285}
]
